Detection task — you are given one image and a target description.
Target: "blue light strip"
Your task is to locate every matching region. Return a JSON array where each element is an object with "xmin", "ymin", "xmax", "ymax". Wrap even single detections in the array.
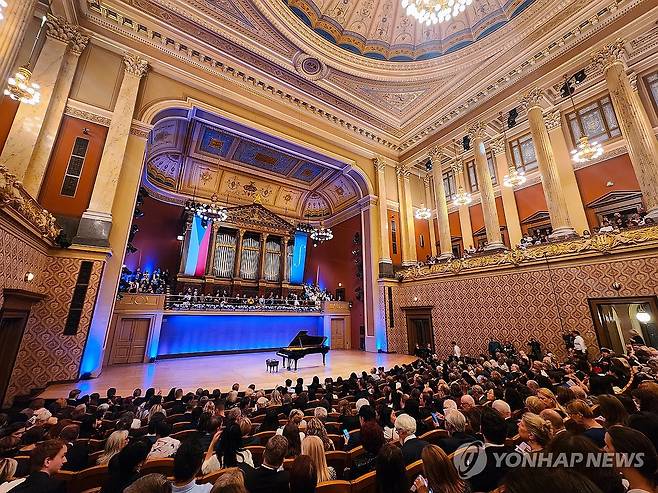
[{"xmin": 290, "ymin": 231, "xmax": 307, "ymax": 284}]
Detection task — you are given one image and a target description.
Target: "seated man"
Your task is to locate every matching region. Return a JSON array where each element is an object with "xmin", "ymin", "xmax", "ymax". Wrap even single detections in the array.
[
  {"xmin": 147, "ymin": 420, "xmax": 181, "ymax": 459},
  {"xmin": 436, "ymin": 409, "xmax": 477, "ymax": 455},
  {"xmin": 344, "ymin": 404, "xmax": 375, "ymax": 451},
  {"xmin": 394, "ymin": 413, "xmax": 429, "ymax": 465},
  {"xmin": 239, "ymin": 435, "xmax": 290, "ymax": 493},
  {"xmin": 171, "ymin": 439, "xmax": 211, "ymax": 492},
  {"xmin": 11, "ymin": 439, "xmax": 67, "ymax": 493},
  {"xmin": 59, "ymin": 425, "xmax": 89, "ymax": 472},
  {"xmin": 492, "ymin": 399, "xmax": 518, "ymax": 438}
]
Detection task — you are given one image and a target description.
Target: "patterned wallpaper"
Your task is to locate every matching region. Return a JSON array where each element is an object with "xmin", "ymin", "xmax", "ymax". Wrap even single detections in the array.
[
  {"xmin": 386, "ymin": 251, "xmax": 658, "ymax": 359},
  {"xmin": 1, "ymin": 222, "xmax": 104, "ymax": 406}
]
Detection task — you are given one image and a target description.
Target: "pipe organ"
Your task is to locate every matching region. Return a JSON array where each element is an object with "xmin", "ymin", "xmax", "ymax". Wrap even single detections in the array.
[{"xmin": 178, "ymin": 203, "xmax": 300, "ymax": 296}]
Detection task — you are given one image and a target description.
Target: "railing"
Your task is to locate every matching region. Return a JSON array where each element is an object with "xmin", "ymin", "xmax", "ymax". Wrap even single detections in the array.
[{"xmin": 164, "ymin": 294, "xmax": 322, "ymax": 312}]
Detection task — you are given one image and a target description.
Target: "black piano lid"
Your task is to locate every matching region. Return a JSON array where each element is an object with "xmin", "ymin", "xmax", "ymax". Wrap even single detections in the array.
[{"xmin": 287, "ymin": 330, "xmax": 327, "ymax": 347}]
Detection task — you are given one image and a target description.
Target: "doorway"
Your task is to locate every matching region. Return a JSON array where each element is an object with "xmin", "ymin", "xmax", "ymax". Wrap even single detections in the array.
[
  {"xmin": 588, "ymin": 296, "xmax": 658, "ymax": 354},
  {"xmin": 403, "ymin": 307, "xmax": 434, "ymax": 355},
  {"xmin": 330, "ymin": 318, "xmax": 346, "ymax": 349},
  {"xmin": 108, "ymin": 317, "xmax": 151, "ymax": 365}
]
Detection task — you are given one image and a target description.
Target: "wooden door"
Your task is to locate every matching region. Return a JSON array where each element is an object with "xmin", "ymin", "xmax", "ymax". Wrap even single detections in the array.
[
  {"xmin": 0, "ymin": 314, "xmax": 28, "ymax": 404},
  {"xmin": 404, "ymin": 308, "xmax": 434, "ymax": 355},
  {"xmin": 330, "ymin": 318, "xmax": 345, "ymax": 349},
  {"xmin": 109, "ymin": 318, "xmax": 150, "ymax": 365}
]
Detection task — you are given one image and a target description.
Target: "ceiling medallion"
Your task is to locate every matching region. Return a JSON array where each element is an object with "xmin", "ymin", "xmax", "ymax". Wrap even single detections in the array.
[
  {"xmin": 401, "ymin": 0, "xmax": 473, "ymax": 25},
  {"xmin": 292, "ymin": 52, "xmax": 329, "ymax": 81}
]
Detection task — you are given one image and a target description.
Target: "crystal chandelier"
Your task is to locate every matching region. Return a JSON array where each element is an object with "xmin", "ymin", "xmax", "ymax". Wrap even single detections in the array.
[
  {"xmin": 0, "ymin": 0, "xmax": 7, "ymax": 20},
  {"xmin": 453, "ymin": 187, "xmax": 472, "ymax": 207},
  {"xmin": 195, "ymin": 194, "xmax": 228, "ymax": 223},
  {"xmin": 4, "ymin": 15, "xmax": 47, "ymax": 105},
  {"xmin": 503, "ymin": 166, "xmax": 527, "ymax": 188},
  {"xmin": 310, "ymin": 225, "xmax": 333, "ymax": 243},
  {"xmin": 451, "ymin": 149, "xmax": 471, "ymax": 207},
  {"xmin": 401, "ymin": 0, "xmax": 472, "ymax": 25},
  {"xmin": 571, "ymin": 136, "xmax": 604, "ymax": 163},
  {"xmin": 415, "ymin": 204, "xmax": 432, "ymax": 220}
]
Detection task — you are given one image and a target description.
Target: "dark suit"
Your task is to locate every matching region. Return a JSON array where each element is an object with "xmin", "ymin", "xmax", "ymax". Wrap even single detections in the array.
[
  {"xmin": 401, "ymin": 437, "xmax": 429, "ymax": 464},
  {"xmin": 468, "ymin": 444, "xmax": 519, "ymax": 493},
  {"xmin": 505, "ymin": 418, "xmax": 519, "ymax": 438},
  {"xmin": 344, "ymin": 430, "xmax": 361, "ymax": 451},
  {"xmin": 436, "ymin": 432, "xmax": 477, "ymax": 456},
  {"xmin": 239, "ymin": 463, "xmax": 290, "ymax": 493},
  {"xmin": 10, "ymin": 471, "xmax": 66, "ymax": 493},
  {"xmin": 63, "ymin": 441, "xmax": 90, "ymax": 471}
]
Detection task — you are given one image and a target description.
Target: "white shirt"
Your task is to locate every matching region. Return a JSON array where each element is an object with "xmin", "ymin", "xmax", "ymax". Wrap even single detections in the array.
[
  {"xmin": 573, "ymin": 335, "xmax": 586, "ymax": 352},
  {"xmin": 453, "ymin": 345, "xmax": 461, "ymax": 358},
  {"xmin": 403, "ymin": 434, "xmax": 417, "ymax": 444}
]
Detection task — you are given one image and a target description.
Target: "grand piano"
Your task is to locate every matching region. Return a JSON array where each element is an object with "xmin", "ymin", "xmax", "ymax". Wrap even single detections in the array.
[{"xmin": 276, "ymin": 330, "xmax": 329, "ymax": 370}]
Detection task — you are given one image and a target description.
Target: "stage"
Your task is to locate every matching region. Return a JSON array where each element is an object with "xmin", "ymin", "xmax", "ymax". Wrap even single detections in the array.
[{"xmin": 39, "ymin": 350, "xmax": 416, "ymax": 399}]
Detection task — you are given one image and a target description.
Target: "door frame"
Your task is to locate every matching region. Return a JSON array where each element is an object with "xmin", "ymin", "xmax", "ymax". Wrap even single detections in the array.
[
  {"xmin": 107, "ymin": 313, "xmax": 159, "ymax": 365},
  {"xmin": 588, "ymin": 295, "xmax": 658, "ymax": 351},
  {"xmin": 401, "ymin": 306, "xmax": 435, "ymax": 355}
]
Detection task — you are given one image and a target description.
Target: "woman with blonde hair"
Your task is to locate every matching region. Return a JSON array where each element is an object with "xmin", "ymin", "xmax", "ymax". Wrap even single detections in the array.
[
  {"xmin": 413, "ymin": 444, "xmax": 466, "ymax": 493},
  {"xmin": 301, "ymin": 435, "xmax": 336, "ymax": 482},
  {"xmin": 525, "ymin": 395, "xmax": 547, "ymax": 415},
  {"xmin": 148, "ymin": 404, "xmax": 166, "ymax": 423},
  {"xmin": 268, "ymin": 389, "xmax": 282, "ymax": 407},
  {"xmin": 0, "ymin": 458, "xmax": 25, "ymax": 492},
  {"xmin": 518, "ymin": 412, "xmax": 553, "ymax": 452},
  {"xmin": 305, "ymin": 417, "xmax": 334, "ymax": 451},
  {"xmin": 97, "ymin": 429, "xmax": 129, "ymax": 465},
  {"xmin": 537, "ymin": 388, "xmax": 564, "ymax": 414}
]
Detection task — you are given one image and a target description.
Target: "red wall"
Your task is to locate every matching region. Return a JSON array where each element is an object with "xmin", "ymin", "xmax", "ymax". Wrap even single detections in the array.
[
  {"xmin": 0, "ymin": 96, "xmax": 19, "ymax": 154},
  {"xmin": 575, "ymin": 155, "xmax": 641, "ymax": 228},
  {"xmin": 414, "ymin": 217, "xmax": 432, "ymax": 261},
  {"xmin": 469, "ymin": 203, "xmax": 484, "ymax": 234},
  {"xmin": 448, "ymin": 211, "xmax": 461, "ymax": 238},
  {"xmin": 125, "ymin": 195, "xmax": 185, "ymax": 276},
  {"xmin": 514, "ymin": 183, "xmax": 548, "ymax": 233},
  {"xmin": 39, "ymin": 116, "xmax": 108, "ymax": 218},
  {"xmin": 305, "ymin": 214, "xmax": 364, "ymax": 349}
]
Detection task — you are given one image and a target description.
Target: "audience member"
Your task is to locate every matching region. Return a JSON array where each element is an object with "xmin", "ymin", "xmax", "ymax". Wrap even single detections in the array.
[
  {"xmin": 289, "ymin": 455, "xmax": 316, "ymax": 493},
  {"xmin": 124, "ymin": 473, "xmax": 172, "ymax": 493},
  {"xmin": 10, "ymin": 439, "xmax": 67, "ymax": 493},
  {"xmin": 301, "ymin": 436, "xmax": 335, "ymax": 482},
  {"xmin": 413, "ymin": 444, "xmax": 467, "ymax": 493},
  {"xmin": 375, "ymin": 444, "xmax": 408, "ymax": 493},
  {"xmin": 394, "ymin": 413, "xmax": 428, "ymax": 464},
  {"xmin": 171, "ymin": 439, "xmax": 212, "ymax": 492},
  {"xmin": 239, "ymin": 436, "xmax": 290, "ymax": 493}
]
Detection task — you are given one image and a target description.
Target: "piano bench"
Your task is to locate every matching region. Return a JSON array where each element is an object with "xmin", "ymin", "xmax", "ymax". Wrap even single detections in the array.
[{"xmin": 266, "ymin": 359, "xmax": 279, "ymax": 373}]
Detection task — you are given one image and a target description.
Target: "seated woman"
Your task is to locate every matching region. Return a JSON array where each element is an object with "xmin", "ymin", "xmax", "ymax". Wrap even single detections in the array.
[
  {"xmin": 518, "ymin": 413, "xmax": 553, "ymax": 453},
  {"xmin": 304, "ymin": 418, "xmax": 334, "ymax": 451},
  {"xmin": 202, "ymin": 423, "xmax": 253, "ymax": 474},
  {"xmin": 102, "ymin": 440, "xmax": 152, "ymax": 493},
  {"xmin": 97, "ymin": 430, "xmax": 129, "ymax": 465},
  {"xmin": 348, "ymin": 420, "xmax": 385, "ymax": 479},
  {"xmin": 375, "ymin": 444, "xmax": 408, "ymax": 493},
  {"xmin": 283, "ymin": 423, "xmax": 302, "ymax": 459},
  {"xmin": 412, "ymin": 444, "xmax": 468, "ymax": 493},
  {"xmin": 301, "ymin": 436, "xmax": 335, "ymax": 482}
]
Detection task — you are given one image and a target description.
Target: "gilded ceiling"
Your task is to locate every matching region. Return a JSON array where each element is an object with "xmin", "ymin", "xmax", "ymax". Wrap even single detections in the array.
[
  {"xmin": 143, "ymin": 108, "xmax": 362, "ymax": 219},
  {"xmin": 285, "ymin": 0, "xmax": 536, "ymax": 61}
]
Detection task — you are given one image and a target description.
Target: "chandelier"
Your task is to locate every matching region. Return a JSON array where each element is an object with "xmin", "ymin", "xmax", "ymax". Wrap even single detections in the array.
[
  {"xmin": 502, "ymin": 166, "xmax": 527, "ymax": 188},
  {"xmin": 401, "ymin": 0, "xmax": 472, "ymax": 25},
  {"xmin": 0, "ymin": 0, "xmax": 7, "ymax": 20},
  {"xmin": 310, "ymin": 226, "xmax": 333, "ymax": 243},
  {"xmin": 453, "ymin": 187, "xmax": 472, "ymax": 207},
  {"xmin": 415, "ymin": 204, "xmax": 432, "ymax": 220},
  {"xmin": 571, "ymin": 136, "xmax": 604, "ymax": 163},
  {"xmin": 4, "ymin": 15, "xmax": 47, "ymax": 105},
  {"xmin": 195, "ymin": 194, "xmax": 228, "ymax": 223}
]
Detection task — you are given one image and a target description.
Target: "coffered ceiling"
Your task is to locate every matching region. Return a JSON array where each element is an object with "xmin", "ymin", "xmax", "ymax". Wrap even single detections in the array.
[{"xmin": 70, "ymin": 0, "xmax": 653, "ymax": 155}]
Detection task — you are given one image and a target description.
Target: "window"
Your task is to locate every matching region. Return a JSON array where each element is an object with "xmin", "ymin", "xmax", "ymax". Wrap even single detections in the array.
[
  {"xmin": 566, "ymin": 95, "xmax": 621, "ymax": 145},
  {"xmin": 60, "ymin": 137, "xmax": 89, "ymax": 197},
  {"xmin": 391, "ymin": 218, "xmax": 397, "ymax": 255},
  {"xmin": 467, "ymin": 152, "xmax": 498, "ymax": 192},
  {"xmin": 509, "ymin": 133, "xmax": 538, "ymax": 172},
  {"xmin": 442, "ymin": 170, "xmax": 457, "ymax": 200},
  {"xmin": 646, "ymin": 71, "xmax": 658, "ymax": 115}
]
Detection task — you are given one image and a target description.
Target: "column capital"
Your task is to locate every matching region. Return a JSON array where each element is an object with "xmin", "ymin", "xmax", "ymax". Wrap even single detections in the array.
[
  {"xmin": 422, "ymin": 173, "xmax": 431, "ymax": 188},
  {"xmin": 359, "ymin": 194, "xmax": 378, "ymax": 210},
  {"xmin": 592, "ymin": 38, "xmax": 627, "ymax": 73},
  {"xmin": 520, "ymin": 87, "xmax": 546, "ymax": 110},
  {"xmin": 373, "ymin": 156, "xmax": 386, "ymax": 172},
  {"xmin": 396, "ymin": 164, "xmax": 411, "ymax": 179},
  {"xmin": 69, "ymin": 32, "xmax": 90, "ymax": 56},
  {"xmin": 123, "ymin": 53, "xmax": 149, "ymax": 78},
  {"xmin": 45, "ymin": 15, "xmax": 80, "ymax": 44},
  {"xmin": 543, "ymin": 109, "xmax": 562, "ymax": 131},
  {"xmin": 428, "ymin": 145, "xmax": 443, "ymax": 163},
  {"xmin": 490, "ymin": 136, "xmax": 506, "ymax": 155},
  {"xmin": 628, "ymin": 71, "xmax": 639, "ymax": 92},
  {"xmin": 467, "ymin": 121, "xmax": 487, "ymax": 140},
  {"xmin": 451, "ymin": 156, "xmax": 464, "ymax": 174}
]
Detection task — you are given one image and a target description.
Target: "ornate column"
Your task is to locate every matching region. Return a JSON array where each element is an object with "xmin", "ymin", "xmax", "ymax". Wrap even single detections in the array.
[
  {"xmin": 544, "ymin": 108, "xmax": 590, "ymax": 235},
  {"xmin": 234, "ymin": 229, "xmax": 245, "ymax": 279},
  {"xmin": 75, "ymin": 53, "xmax": 149, "ymax": 246},
  {"xmin": 0, "ymin": 0, "xmax": 38, "ymax": 88},
  {"xmin": 280, "ymin": 235, "xmax": 290, "ymax": 283},
  {"xmin": 490, "ymin": 137, "xmax": 523, "ymax": 247},
  {"xmin": 593, "ymin": 40, "xmax": 658, "ymax": 220},
  {"xmin": 259, "ymin": 232, "xmax": 269, "ymax": 280},
  {"xmin": 396, "ymin": 164, "xmax": 417, "ymax": 265},
  {"xmin": 374, "ymin": 157, "xmax": 393, "ymax": 276},
  {"xmin": 23, "ymin": 30, "xmax": 89, "ymax": 197},
  {"xmin": 469, "ymin": 122, "xmax": 505, "ymax": 250},
  {"xmin": 429, "ymin": 147, "xmax": 453, "ymax": 259},
  {"xmin": 522, "ymin": 88, "xmax": 577, "ymax": 238},
  {"xmin": 0, "ymin": 15, "xmax": 78, "ymax": 181},
  {"xmin": 422, "ymin": 174, "xmax": 438, "ymax": 257}
]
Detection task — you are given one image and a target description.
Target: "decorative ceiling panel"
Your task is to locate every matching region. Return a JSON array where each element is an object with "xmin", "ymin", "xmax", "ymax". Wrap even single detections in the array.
[
  {"xmin": 290, "ymin": 161, "xmax": 326, "ymax": 183},
  {"xmin": 232, "ymin": 140, "xmax": 300, "ymax": 175},
  {"xmin": 197, "ymin": 127, "xmax": 237, "ymax": 158},
  {"xmin": 284, "ymin": 0, "xmax": 536, "ymax": 61}
]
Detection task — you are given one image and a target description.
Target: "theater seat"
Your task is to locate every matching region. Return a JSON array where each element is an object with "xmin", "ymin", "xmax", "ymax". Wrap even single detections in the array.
[
  {"xmin": 253, "ymin": 430, "xmax": 276, "ymax": 445},
  {"xmin": 317, "ymin": 480, "xmax": 351, "ymax": 493},
  {"xmin": 351, "ymin": 470, "xmax": 376, "ymax": 493},
  {"xmin": 419, "ymin": 429, "xmax": 449, "ymax": 445},
  {"xmin": 68, "ymin": 464, "xmax": 109, "ymax": 493},
  {"xmin": 325, "ymin": 450, "xmax": 349, "ymax": 478},
  {"xmin": 141, "ymin": 457, "xmax": 175, "ymax": 476},
  {"xmin": 405, "ymin": 459, "xmax": 423, "ymax": 482},
  {"xmin": 246, "ymin": 445, "xmax": 265, "ymax": 466}
]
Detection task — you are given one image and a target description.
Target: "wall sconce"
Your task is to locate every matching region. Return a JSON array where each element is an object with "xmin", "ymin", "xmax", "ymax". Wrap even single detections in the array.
[
  {"xmin": 338, "ymin": 282, "xmax": 342, "ymax": 287},
  {"xmin": 82, "ymin": 128, "xmax": 90, "ymax": 135},
  {"xmin": 24, "ymin": 272, "xmax": 35, "ymax": 282},
  {"xmin": 606, "ymin": 181, "xmax": 614, "ymax": 187},
  {"xmin": 176, "ymin": 235, "xmax": 184, "ymax": 241},
  {"xmin": 413, "ymin": 296, "xmax": 418, "ymax": 302}
]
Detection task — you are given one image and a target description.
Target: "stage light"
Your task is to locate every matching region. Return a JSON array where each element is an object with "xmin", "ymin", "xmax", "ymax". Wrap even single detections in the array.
[{"xmin": 462, "ymin": 135, "xmax": 471, "ymax": 151}]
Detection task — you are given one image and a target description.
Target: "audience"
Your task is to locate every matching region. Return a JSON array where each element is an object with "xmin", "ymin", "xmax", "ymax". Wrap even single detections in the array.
[
  {"xmin": 413, "ymin": 444, "xmax": 467, "ymax": 493},
  {"xmin": 288, "ymin": 455, "xmax": 316, "ymax": 493},
  {"xmin": 171, "ymin": 439, "xmax": 211, "ymax": 492},
  {"xmin": 97, "ymin": 429, "xmax": 129, "ymax": 465},
  {"xmin": 124, "ymin": 473, "xmax": 172, "ymax": 493},
  {"xmin": 102, "ymin": 439, "xmax": 151, "ymax": 493},
  {"xmin": 376, "ymin": 444, "xmax": 408, "ymax": 493},
  {"xmin": 10, "ymin": 439, "xmax": 67, "ymax": 493},
  {"xmin": 300, "ymin": 436, "xmax": 335, "ymax": 482},
  {"xmin": 395, "ymin": 414, "xmax": 429, "ymax": 465},
  {"xmin": 239, "ymin": 436, "xmax": 289, "ymax": 493},
  {"xmin": 605, "ymin": 426, "xmax": 658, "ymax": 493}
]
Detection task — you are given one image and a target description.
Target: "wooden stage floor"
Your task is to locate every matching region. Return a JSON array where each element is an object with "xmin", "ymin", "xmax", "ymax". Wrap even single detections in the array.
[{"xmin": 39, "ymin": 350, "xmax": 416, "ymax": 399}]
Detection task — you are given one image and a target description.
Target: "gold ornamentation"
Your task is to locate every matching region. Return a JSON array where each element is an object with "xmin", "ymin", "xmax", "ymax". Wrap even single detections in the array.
[
  {"xmin": 69, "ymin": 33, "xmax": 90, "ymax": 56},
  {"xmin": 398, "ymin": 226, "xmax": 658, "ymax": 280},
  {"xmin": 123, "ymin": 53, "xmax": 149, "ymax": 78},
  {"xmin": 0, "ymin": 166, "xmax": 60, "ymax": 241},
  {"xmin": 490, "ymin": 137, "xmax": 506, "ymax": 155},
  {"xmin": 396, "ymin": 165, "xmax": 411, "ymax": 178},
  {"xmin": 520, "ymin": 87, "xmax": 545, "ymax": 109},
  {"xmin": 543, "ymin": 109, "xmax": 562, "ymax": 131},
  {"xmin": 591, "ymin": 38, "xmax": 627, "ymax": 73},
  {"xmin": 468, "ymin": 121, "xmax": 487, "ymax": 140},
  {"xmin": 45, "ymin": 14, "xmax": 80, "ymax": 44},
  {"xmin": 374, "ymin": 157, "xmax": 386, "ymax": 172}
]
